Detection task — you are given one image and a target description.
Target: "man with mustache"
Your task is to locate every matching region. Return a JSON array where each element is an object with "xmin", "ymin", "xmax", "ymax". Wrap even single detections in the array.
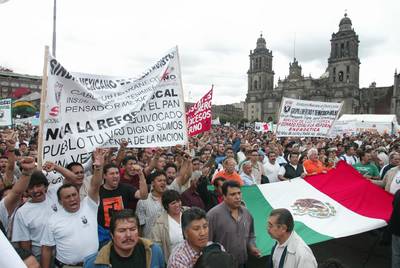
[
  {"xmin": 40, "ymin": 148, "xmax": 106, "ymax": 268},
  {"xmin": 83, "ymin": 209, "xmax": 164, "ymax": 268},
  {"xmin": 12, "ymin": 170, "xmax": 61, "ymax": 261}
]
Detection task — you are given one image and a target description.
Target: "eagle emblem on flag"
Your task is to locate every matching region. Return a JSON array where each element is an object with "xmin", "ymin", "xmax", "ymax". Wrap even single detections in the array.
[{"xmin": 291, "ymin": 198, "xmax": 336, "ymax": 218}]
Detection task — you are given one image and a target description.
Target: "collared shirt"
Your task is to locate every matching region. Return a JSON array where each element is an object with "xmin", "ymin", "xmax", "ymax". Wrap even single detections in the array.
[
  {"xmin": 136, "ymin": 192, "xmax": 163, "ymax": 238},
  {"xmin": 264, "ymin": 160, "xmax": 281, "ymax": 183},
  {"xmin": 207, "ymin": 202, "xmax": 256, "ymax": 265},
  {"xmin": 272, "ymin": 232, "xmax": 291, "ymax": 268},
  {"xmin": 167, "ymin": 240, "xmax": 201, "ymax": 268}
]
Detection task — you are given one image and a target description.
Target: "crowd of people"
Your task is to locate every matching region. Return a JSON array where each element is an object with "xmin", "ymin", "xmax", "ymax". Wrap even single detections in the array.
[{"xmin": 0, "ymin": 123, "xmax": 400, "ymax": 268}]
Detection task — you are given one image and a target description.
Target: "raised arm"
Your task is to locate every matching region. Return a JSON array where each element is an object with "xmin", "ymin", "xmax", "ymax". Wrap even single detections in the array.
[
  {"xmin": 88, "ymin": 148, "xmax": 107, "ymax": 203},
  {"xmin": 115, "ymin": 139, "xmax": 128, "ymax": 168},
  {"xmin": 133, "ymin": 165, "xmax": 148, "ymax": 200},
  {"xmin": 42, "ymin": 161, "xmax": 78, "ymax": 183},
  {"xmin": 3, "ymin": 136, "xmax": 17, "ymax": 187},
  {"xmin": 174, "ymin": 154, "xmax": 192, "ymax": 186},
  {"xmin": 4, "ymin": 157, "xmax": 35, "ymax": 215}
]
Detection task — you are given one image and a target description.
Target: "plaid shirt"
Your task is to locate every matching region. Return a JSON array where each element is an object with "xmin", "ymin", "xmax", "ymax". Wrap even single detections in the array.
[{"xmin": 167, "ymin": 240, "xmax": 201, "ymax": 268}]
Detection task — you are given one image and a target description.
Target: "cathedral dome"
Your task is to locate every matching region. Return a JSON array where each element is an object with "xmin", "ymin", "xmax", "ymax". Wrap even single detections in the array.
[
  {"xmin": 339, "ymin": 13, "xmax": 352, "ymax": 31},
  {"xmin": 256, "ymin": 34, "xmax": 266, "ymax": 49}
]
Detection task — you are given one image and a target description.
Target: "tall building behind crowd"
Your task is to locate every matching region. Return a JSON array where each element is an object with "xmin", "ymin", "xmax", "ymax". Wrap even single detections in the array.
[{"xmin": 244, "ymin": 13, "xmax": 400, "ymax": 122}]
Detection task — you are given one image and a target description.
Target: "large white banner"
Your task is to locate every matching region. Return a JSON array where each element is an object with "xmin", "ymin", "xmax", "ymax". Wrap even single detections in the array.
[
  {"xmin": 43, "ymin": 47, "xmax": 188, "ymax": 166},
  {"xmin": 0, "ymin": 98, "xmax": 12, "ymax": 127},
  {"xmin": 328, "ymin": 119, "xmax": 357, "ymax": 137},
  {"xmin": 276, "ymin": 97, "xmax": 342, "ymax": 137}
]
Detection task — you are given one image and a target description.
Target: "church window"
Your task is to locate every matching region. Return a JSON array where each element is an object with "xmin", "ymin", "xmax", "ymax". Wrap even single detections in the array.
[
  {"xmin": 340, "ymin": 43, "xmax": 345, "ymax": 57},
  {"xmin": 334, "ymin": 43, "xmax": 338, "ymax": 58},
  {"xmin": 254, "ymin": 80, "xmax": 258, "ymax": 90},
  {"xmin": 346, "ymin": 41, "xmax": 350, "ymax": 56},
  {"xmin": 338, "ymin": 71, "xmax": 344, "ymax": 82},
  {"xmin": 346, "ymin": 65, "xmax": 350, "ymax": 74},
  {"xmin": 268, "ymin": 102, "xmax": 273, "ymax": 108},
  {"xmin": 333, "ymin": 67, "xmax": 336, "ymax": 82}
]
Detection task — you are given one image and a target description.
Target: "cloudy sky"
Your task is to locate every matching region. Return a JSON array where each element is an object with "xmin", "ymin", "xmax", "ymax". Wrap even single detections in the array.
[{"xmin": 0, "ymin": 0, "xmax": 398, "ymax": 104}]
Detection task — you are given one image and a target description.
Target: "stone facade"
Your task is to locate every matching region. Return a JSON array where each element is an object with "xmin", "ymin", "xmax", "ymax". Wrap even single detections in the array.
[
  {"xmin": 245, "ymin": 14, "xmax": 398, "ymax": 122},
  {"xmin": 0, "ymin": 71, "xmax": 41, "ymax": 99}
]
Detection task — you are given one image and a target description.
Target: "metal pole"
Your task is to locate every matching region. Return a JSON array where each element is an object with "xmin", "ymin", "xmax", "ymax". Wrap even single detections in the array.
[{"xmin": 52, "ymin": 0, "xmax": 56, "ymax": 57}]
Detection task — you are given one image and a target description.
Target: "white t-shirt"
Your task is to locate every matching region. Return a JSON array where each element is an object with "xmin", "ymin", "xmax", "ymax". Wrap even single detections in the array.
[
  {"xmin": 168, "ymin": 214, "xmax": 184, "ymax": 252},
  {"xmin": 263, "ymin": 161, "xmax": 281, "ymax": 183},
  {"xmin": 389, "ymin": 170, "xmax": 400, "ymax": 194},
  {"xmin": 0, "ymin": 199, "xmax": 9, "ymax": 231},
  {"xmin": 12, "ymin": 185, "xmax": 60, "ymax": 247},
  {"xmin": 40, "ymin": 196, "xmax": 99, "ymax": 265}
]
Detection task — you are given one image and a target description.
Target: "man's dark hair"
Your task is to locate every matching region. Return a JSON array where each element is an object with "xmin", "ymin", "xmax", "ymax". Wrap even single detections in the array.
[
  {"xmin": 56, "ymin": 183, "xmax": 79, "ymax": 201},
  {"xmin": 192, "ymin": 157, "xmax": 201, "ymax": 163},
  {"xmin": 66, "ymin": 162, "xmax": 83, "ymax": 171},
  {"xmin": 109, "ymin": 209, "xmax": 139, "ymax": 235},
  {"xmin": 149, "ymin": 170, "xmax": 167, "ymax": 182},
  {"xmin": 213, "ymin": 177, "xmax": 226, "ymax": 188},
  {"xmin": 344, "ymin": 145, "xmax": 354, "ymax": 153},
  {"xmin": 181, "ymin": 207, "xmax": 207, "ymax": 238},
  {"xmin": 269, "ymin": 208, "xmax": 294, "ymax": 232},
  {"xmin": 357, "ymin": 151, "xmax": 367, "ymax": 160},
  {"xmin": 162, "ymin": 189, "xmax": 181, "ymax": 211},
  {"xmin": 222, "ymin": 180, "xmax": 240, "ymax": 196},
  {"xmin": 164, "ymin": 163, "xmax": 178, "ymax": 173},
  {"xmin": 103, "ymin": 163, "xmax": 119, "ymax": 174},
  {"xmin": 122, "ymin": 156, "xmax": 137, "ymax": 166},
  {"xmin": 288, "ymin": 151, "xmax": 300, "ymax": 158},
  {"xmin": 28, "ymin": 170, "xmax": 49, "ymax": 189},
  {"xmin": 194, "ymin": 243, "xmax": 236, "ymax": 268}
]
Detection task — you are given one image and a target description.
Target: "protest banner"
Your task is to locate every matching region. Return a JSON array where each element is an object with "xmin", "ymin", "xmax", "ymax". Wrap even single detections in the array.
[
  {"xmin": 40, "ymin": 47, "xmax": 188, "ymax": 167},
  {"xmin": 276, "ymin": 97, "xmax": 342, "ymax": 137},
  {"xmin": 254, "ymin": 122, "xmax": 273, "ymax": 133},
  {"xmin": 0, "ymin": 98, "xmax": 12, "ymax": 127},
  {"xmin": 186, "ymin": 87, "xmax": 213, "ymax": 136},
  {"xmin": 328, "ymin": 119, "xmax": 357, "ymax": 137}
]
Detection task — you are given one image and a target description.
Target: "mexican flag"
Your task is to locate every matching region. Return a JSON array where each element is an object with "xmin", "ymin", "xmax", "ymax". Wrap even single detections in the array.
[{"xmin": 242, "ymin": 161, "xmax": 394, "ymax": 256}]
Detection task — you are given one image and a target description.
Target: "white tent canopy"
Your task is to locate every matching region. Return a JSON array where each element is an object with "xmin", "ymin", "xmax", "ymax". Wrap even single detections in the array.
[{"xmin": 338, "ymin": 114, "xmax": 399, "ymax": 135}]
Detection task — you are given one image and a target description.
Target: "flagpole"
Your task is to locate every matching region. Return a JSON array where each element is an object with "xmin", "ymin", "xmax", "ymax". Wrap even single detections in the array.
[
  {"xmin": 52, "ymin": 0, "xmax": 57, "ymax": 57},
  {"xmin": 37, "ymin": 46, "xmax": 49, "ymax": 168}
]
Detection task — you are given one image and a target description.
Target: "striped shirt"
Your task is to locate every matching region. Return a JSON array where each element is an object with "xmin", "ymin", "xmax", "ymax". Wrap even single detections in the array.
[
  {"xmin": 167, "ymin": 240, "xmax": 200, "ymax": 268},
  {"xmin": 136, "ymin": 192, "xmax": 163, "ymax": 238}
]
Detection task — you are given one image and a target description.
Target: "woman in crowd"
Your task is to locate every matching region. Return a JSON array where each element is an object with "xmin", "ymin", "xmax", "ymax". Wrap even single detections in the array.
[{"xmin": 150, "ymin": 190, "xmax": 187, "ymax": 264}]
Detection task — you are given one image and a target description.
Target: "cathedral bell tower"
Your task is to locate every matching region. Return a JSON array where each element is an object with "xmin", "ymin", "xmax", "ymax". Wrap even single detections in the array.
[
  {"xmin": 244, "ymin": 34, "xmax": 274, "ymax": 121},
  {"xmin": 327, "ymin": 13, "xmax": 360, "ymax": 113}
]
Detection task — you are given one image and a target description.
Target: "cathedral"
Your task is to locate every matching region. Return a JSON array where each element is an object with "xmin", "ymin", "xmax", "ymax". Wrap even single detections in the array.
[{"xmin": 244, "ymin": 14, "xmax": 400, "ymax": 122}]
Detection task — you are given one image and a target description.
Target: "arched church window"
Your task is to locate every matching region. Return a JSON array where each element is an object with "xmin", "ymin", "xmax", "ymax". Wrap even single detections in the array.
[
  {"xmin": 340, "ymin": 43, "xmax": 345, "ymax": 57},
  {"xmin": 254, "ymin": 80, "xmax": 258, "ymax": 90},
  {"xmin": 338, "ymin": 71, "xmax": 344, "ymax": 82}
]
